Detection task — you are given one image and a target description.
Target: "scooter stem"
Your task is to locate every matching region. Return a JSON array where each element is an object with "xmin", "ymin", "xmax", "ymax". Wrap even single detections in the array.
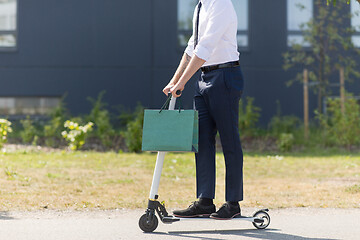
[{"xmin": 148, "ymin": 95, "xmax": 177, "ymax": 200}]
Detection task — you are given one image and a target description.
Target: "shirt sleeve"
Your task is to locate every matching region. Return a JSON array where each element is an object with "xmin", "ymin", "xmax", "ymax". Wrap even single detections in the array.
[
  {"xmin": 184, "ymin": 35, "xmax": 194, "ymax": 57},
  {"xmin": 194, "ymin": 1, "xmax": 234, "ymax": 61}
]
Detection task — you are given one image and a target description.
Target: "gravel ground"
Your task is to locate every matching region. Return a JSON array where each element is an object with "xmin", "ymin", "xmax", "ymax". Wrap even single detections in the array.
[
  {"xmin": 0, "ymin": 208, "xmax": 359, "ymax": 240},
  {"xmin": 2, "ymin": 144, "xmax": 63, "ymax": 153}
]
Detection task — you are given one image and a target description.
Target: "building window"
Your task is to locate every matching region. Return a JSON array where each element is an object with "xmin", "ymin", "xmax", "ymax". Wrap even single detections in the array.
[
  {"xmin": 0, "ymin": 0, "xmax": 17, "ymax": 50},
  {"xmin": 232, "ymin": 0, "xmax": 249, "ymax": 48},
  {"xmin": 351, "ymin": 0, "xmax": 360, "ymax": 47},
  {"xmin": 287, "ymin": 0, "xmax": 313, "ymax": 47},
  {"xmin": 177, "ymin": 0, "xmax": 249, "ymax": 48},
  {"xmin": 178, "ymin": 0, "xmax": 197, "ymax": 47},
  {"xmin": 0, "ymin": 97, "xmax": 61, "ymax": 115}
]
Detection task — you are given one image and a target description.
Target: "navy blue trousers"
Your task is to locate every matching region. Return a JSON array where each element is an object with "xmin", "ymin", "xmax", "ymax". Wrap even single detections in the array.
[{"xmin": 194, "ymin": 66, "xmax": 244, "ymax": 202}]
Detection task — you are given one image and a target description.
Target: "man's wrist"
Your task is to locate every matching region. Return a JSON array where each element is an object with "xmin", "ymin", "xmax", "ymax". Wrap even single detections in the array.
[
  {"xmin": 170, "ymin": 81, "xmax": 177, "ymax": 86},
  {"xmin": 177, "ymin": 78, "xmax": 186, "ymax": 88},
  {"xmin": 169, "ymin": 78, "xmax": 178, "ymax": 85}
]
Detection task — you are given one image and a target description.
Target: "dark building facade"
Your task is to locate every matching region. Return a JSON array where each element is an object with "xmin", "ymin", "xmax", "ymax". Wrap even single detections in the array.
[{"xmin": 0, "ymin": 0, "xmax": 359, "ymax": 124}]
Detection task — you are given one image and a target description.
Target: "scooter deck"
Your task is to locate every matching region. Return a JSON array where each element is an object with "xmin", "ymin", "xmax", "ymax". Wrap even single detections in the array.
[{"xmin": 162, "ymin": 215, "xmax": 264, "ymax": 223}]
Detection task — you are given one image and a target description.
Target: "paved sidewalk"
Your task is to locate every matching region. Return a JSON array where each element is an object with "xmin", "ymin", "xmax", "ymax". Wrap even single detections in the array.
[{"xmin": 0, "ymin": 208, "xmax": 359, "ymax": 240}]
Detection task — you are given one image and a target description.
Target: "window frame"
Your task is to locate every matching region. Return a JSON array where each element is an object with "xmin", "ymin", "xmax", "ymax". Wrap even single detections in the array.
[
  {"xmin": 0, "ymin": 0, "xmax": 18, "ymax": 52},
  {"xmin": 286, "ymin": 0, "xmax": 314, "ymax": 49}
]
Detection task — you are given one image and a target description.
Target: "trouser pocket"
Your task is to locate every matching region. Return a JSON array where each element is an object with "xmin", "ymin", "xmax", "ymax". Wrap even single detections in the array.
[{"xmin": 223, "ymin": 67, "xmax": 244, "ymax": 93}]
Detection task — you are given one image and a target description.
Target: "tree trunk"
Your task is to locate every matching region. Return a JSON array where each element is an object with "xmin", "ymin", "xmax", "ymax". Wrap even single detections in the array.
[
  {"xmin": 317, "ymin": 90, "xmax": 322, "ymax": 114},
  {"xmin": 317, "ymin": 0, "xmax": 324, "ymax": 114},
  {"xmin": 318, "ymin": 39, "xmax": 324, "ymax": 114}
]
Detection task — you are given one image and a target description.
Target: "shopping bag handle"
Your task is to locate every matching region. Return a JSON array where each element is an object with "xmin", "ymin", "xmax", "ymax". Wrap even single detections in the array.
[{"xmin": 159, "ymin": 90, "xmax": 182, "ymax": 113}]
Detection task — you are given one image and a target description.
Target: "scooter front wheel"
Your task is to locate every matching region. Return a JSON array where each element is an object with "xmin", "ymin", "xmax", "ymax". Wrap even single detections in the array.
[{"xmin": 139, "ymin": 213, "xmax": 159, "ymax": 232}]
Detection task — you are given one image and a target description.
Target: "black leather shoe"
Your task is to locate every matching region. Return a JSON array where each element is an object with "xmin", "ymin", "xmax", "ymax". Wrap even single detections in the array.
[
  {"xmin": 210, "ymin": 202, "xmax": 241, "ymax": 220},
  {"xmin": 173, "ymin": 201, "xmax": 216, "ymax": 218}
]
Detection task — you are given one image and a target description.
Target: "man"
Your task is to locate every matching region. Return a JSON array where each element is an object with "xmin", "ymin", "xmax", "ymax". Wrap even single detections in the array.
[{"xmin": 162, "ymin": 0, "xmax": 244, "ymax": 220}]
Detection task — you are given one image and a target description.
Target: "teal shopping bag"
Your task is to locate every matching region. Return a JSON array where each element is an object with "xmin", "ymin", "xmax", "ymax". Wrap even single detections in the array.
[{"xmin": 142, "ymin": 109, "xmax": 198, "ymax": 152}]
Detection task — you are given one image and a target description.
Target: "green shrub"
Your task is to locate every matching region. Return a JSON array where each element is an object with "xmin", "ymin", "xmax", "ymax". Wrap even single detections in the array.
[
  {"xmin": 316, "ymin": 97, "xmax": 360, "ymax": 148},
  {"xmin": 44, "ymin": 125, "xmax": 58, "ymax": 147},
  {"xmin": 121, "ymin": 104, "xmax": 144, "ymax": 153},
  {"xmin": 268, "ymin": 101, "xmax": 301, "ymax": 150},
  {"xmin": 87, "ymin": 91, "xmax": 115, "ymax": 148},
  {"xmin": 61, "ymin": 120, "xmax": 94, "ymax": 150},
  {"xmin": 238, "ymin": 97, "xmax": 261, "ymax": 136},
  {"xmin": 0, "ymin": 119, "xmax": 12, "ymax": 148},
  {"xmin": 20, "ymin": 116, "xmax": 38, "ymax": 145},
  {"xmin": 44, "ymin": 96, "xmax": 68, "ymax": 147},
  {"xmin": 268, "ymin": 115, "xmax": 301, "ymax": 137},
  {"xmin": 277, "ymin": 133, "xmax": 295, "ymax": 152},
  {"xmin": 118, "ymin": 109, "xmax": 135, "ymax": 129}
]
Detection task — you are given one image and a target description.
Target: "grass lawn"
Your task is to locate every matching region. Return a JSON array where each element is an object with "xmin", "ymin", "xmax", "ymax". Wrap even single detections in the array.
[{"xmin": 0, "ymin": 148, "xmax": 359, "ymax": 210}]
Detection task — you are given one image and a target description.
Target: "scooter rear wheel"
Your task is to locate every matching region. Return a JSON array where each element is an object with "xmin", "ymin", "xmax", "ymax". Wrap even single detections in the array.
[
  {"xmin": 252, "ymin": 211, "xmax": 270, "ymax": 229},
  {"xmin": 139, "ymin": 214, "xmax": 158, "ymax": 232}
]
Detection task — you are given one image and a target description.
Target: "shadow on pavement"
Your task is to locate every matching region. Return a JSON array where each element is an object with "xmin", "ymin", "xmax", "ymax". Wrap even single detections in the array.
[
  {"xmin": 151, "ymin": 228, "xmax": 339, "ymax": 240},
  {"xmin": 0, "ymin": 212, "xmax": 15, "ymax": 220}
]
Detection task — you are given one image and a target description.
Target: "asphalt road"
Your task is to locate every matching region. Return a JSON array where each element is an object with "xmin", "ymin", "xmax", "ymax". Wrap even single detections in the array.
[{"xmin": 0, "ymin": 208, "xmax": 359, "ymax": 240}]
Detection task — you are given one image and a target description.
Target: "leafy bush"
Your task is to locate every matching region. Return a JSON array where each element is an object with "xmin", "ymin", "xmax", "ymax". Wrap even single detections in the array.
[
  {"xmin": 238, "ymin": 97, "xmax": 261, "ymax": 136},
  {"xmin": 20, "ymin": 116, "xmax": 38, "ymax": 145},
  {"xmin": 87, "ymin": 91, "xmax": 115, "ymax": 147},
  {"xmin": 61, "ymin": 120, "xmax": 94, "ymax": 150},
  {"xmin": 268, "ymin": 115, "xmax": 301, "ymax": 137},
  {"xmin": 0, "ymin": 119, "xmax": 12, "ymax": 148},
  {"xmin": 316, "ymin": 97, "xmax": 360, "ymax": 148},
  {"xmin": 44, "ymin": 96, "xmax": 68, "ymax": 147},
  {"xmin": 118, "ymin": 108, "xmax": 135, "ymax": 129},
  {"xmin": 277, "ymin": 133, "xmax": 295, "ymax": 152},
  {"xmin": 121, "ymin": 104, "xmax": 144, "ymax": 153}
]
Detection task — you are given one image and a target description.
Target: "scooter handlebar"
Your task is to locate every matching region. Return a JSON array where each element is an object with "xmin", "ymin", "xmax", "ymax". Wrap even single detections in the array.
[
  {"xmin": 168, "ymin": 90, "xmax": 182, "ymax": 97},
  {"xmin": 175, "ymin": 90, "xmax": 182, "ymax": 96}
]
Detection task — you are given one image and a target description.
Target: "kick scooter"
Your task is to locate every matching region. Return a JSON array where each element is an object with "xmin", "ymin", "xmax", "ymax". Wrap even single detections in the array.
[{"xmin": 138, "ymin": 91, "xmax": 270, "ymax": 232}]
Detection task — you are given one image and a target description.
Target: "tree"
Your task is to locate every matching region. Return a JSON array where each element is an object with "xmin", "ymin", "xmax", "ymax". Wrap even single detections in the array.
[
  {"xmin": 283, "ymin": 0, "xmax": 360, "ymax": 113},
  {"xmin": 327, "ymin": 0, "xmax": 360, "ymax": 5}
]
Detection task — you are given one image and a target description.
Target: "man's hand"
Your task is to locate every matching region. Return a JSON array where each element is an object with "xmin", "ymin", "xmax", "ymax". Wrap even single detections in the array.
[
  {"xmin": 163, "ymin": 53, "xmax": 204, "ymax": 98},
  {"xmin": 162, "ymin": 81, "xmax": 175, "ymax": 96},
  {"xmin": 170, "ymin": 81, "xmax": 185, "ymax": 98}
]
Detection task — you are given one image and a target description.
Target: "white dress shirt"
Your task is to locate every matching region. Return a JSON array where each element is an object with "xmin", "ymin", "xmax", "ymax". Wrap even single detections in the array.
[{"xmin": 184, "ymin": 0, "xmax": 240, "ymax": 67}]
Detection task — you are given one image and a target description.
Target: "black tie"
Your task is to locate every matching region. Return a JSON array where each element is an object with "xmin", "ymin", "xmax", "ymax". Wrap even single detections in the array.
[{"xmin": 194, "ymin": 1, "xmax": 202, "ymax": 49}]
